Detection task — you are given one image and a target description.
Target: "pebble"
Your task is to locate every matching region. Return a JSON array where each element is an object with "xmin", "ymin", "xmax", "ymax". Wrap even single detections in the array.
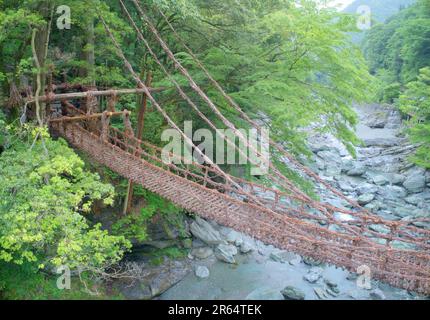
[
  {"xmin": 304, "ymin": 267, "xmax": 323, "ymax": 284},
  {"xmin": 195, "ymin": 266, "xmax": 210, "ymax": 279}
]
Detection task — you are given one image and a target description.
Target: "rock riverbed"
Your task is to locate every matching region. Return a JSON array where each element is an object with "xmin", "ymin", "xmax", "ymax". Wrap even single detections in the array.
[{"xmin": 117, "ymin": 104, "xmax": 429, "ymax": 300}]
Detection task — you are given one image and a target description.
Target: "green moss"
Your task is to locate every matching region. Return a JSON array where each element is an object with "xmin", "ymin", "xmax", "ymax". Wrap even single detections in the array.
[{"xmin": 148, "ymin": 247, "xmax": 188, "ymax": 266}]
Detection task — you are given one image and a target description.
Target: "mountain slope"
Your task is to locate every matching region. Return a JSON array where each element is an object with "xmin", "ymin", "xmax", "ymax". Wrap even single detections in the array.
[
  {"xmin": 343, "ymin": 0, "xmax": 416, "ymax": 22},
  {"xmin": 343, "ymin": 0, "xmax": 416, "ymax": 43}
]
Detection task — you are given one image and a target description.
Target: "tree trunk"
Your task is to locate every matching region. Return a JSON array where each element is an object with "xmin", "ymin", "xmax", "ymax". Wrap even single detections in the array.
[
  {"xmin": 123, "ymin": 71, "xmax": 152, "ymax": 215},
  {"xmin": 33, "ymin": 3, "xmax": 53, "ymax": 121},
  {"xmin": 136, "ymin": 71, "xmax": 152, "ymax": 140},
  {"xmin": 79, "ymin": 18, "xmax": 96, "ymax": 87}
]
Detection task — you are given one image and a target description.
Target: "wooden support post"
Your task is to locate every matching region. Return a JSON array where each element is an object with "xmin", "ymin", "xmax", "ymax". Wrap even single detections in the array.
[
  {"xmin": 203, "ymin": 167, "xmax": 209, "ymax": 187},
  {"xmin": 100, "ymin": 111, "xmax": 111, "ymax": 142},
  {"xmin": 137, "ymin": 71, "xmax": 152, "ymax": 140},
  {"xmin": 123, "ymin": 71, "xmax": 152, "ymax": 216}
]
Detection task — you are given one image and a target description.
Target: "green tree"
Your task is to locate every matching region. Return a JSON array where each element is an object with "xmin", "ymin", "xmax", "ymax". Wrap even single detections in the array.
[
  {"xmin": 144, "ymin": 0, "xmax": 372, "ymax": 158},
  {"xmin": 399, "ymin": 67, "xmax": 430, "ymax": 168},
  {"xmin": 0, "ymin": 133, "xmax": 131, "ymax": 271},
  {"xmin": 363, "ymin": 0, "xmax": 430, "ymax": 169},
  {"xmin": 363, "ymin": 0, "xmax": 430, "ymax": 88}
]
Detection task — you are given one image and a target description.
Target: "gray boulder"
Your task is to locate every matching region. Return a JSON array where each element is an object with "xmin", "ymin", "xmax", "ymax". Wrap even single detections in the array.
[
  {"xmin": 326, "ymin": 287, "xmax": 340, "ymax": 297},
  {"xmin": 348, "ymin": 290, "xmax": 369, "ymax": 300},
  {"xmin": 372, "ymin": 175, "xmax": 389, "ymax": 186},
  {"xmin": 195, "ymin": 266, "xmax": 210, "ymax": 279},
  {"xmin": 240, "ymin": 241, "xmax": 254, "ymax": 254},
  {"xmin": 390, "ymin": 173, "xmax": 406, "ymax": 185},
  {"xmin": 314, "ymin": 157, "xmax": 327, "ymax": 171},
  {"xmin": 358, "ymin": 146, "xmax": 382, "ymax": 158},
  {"xmin": 338, "ymin": 181, "xmax": 354, "ymax": 192},
  {"xmin": 357, "ymin": 183, "xmax": 378, "ymax": 195},
  {"xmin": 191, "ymin": 247, "xmax": 214, "ymax": 260},
  {"xmin": 246, "ymin": 287, "xmax": 284, "ymax": 300},
  {"xmin": 149, "ymin": 261, "xmax": 191, "ymax": 297},
  {"xmin": 391, "ymin": 240, "xmax": 416, "ymax": 250},
  {"xmin": 325, "ymin": 166, "xmax": 342, "ymax": 177},
  {"xmin": 325, "ymin": 197, "xmax": 351, "ymax": 209},
  {"xmin": 347, "ymin": 164, "xmax": 366, "ymax": 177},
  {"xmin": 346, "ymin": 272, "xmax": 358, "ymax": 281},
  {"xmin": 393, "ymin": 205, "xmax": 416, "ymax": 218},
  {"xmin": 304, "ymin": 267, "xmax": 323, "ymax": 283},
  {"xmin": 270, "ymin": 250, "xmax": 301, "ymax": 264},
  {"xmin": 405, "ymin": 194, "xmax": 425, "ymax": 206},
  {"xmin": 281, "ymin": 286, "xmax": 305, "ymax": 300},
  {"xmin": 120, "ymin": 282, "xmax": 153, "ymax": 300},
  {"xmin": 370, "ymin": 289, "xmax": 386, "ymax": 300},
  {"xmin": 385, "ymin": 109, "xmax": 402, "ymax": 129},
  {"xmin": 411, "ymin": 208, "xmax": 427, "ymax": 218},
  {"xmin": 341, "ymin": 160, "xmax": 355, "ymax": 173},
  {"xmin": 190, "ymin": 217, "xmax": 224, "ymax": 245},
  {"xmin": 308, "ymin": 135, "xmax": 332, "ymax": 153},
  {"xmin": 369, "ymin": 224, "xmax": 390, "ymax": 234},
  {"xmin": 358, "ymin": 193, "xmax": 375, "ymax": 206},
  {"xmin": 378, "ymin": 185, "xmax": 407, "ymax": 200},
  {"xmin": 365, "ymin": 114, "xmax": 387, "ymax": 129},
  {"xmin": 333, "ymin": 212, "xmax": 357, "ymax": 222},
  {"xmin": 324, "ymin": 278, "xmax": 340, "ymax": 294},
  {"xmin": 364, "ymin": 201, "xmax": 381, "ymax": 212},
  {"xmin": 403, "ymin": 173, "xmax": 426, "ymax": 194},
  {"xmin": 317, "ymin": 150, "xmax": 342, "ymax": 164},
  {"xmin": 363, "ymin": 138, "xmax": 400, "ymax": 148},
  {"xmin": 215, "ymin": 244, "xmax": 238, "ymax": 264},
  {"xmin": 303, "ymin": 257, "xmax": 323, "ymax": 266},
  {"xmin": 314, "ymin": 287, "xmax": 329, "ymax": 300},
  {"xmin": 225, "ymin": 229, "xmax": 243, "ymax": 245}
]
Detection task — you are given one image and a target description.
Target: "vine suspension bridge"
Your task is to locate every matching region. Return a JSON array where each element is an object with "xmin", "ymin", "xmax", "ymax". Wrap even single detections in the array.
[{"xmin": 29, "ymin": 1, "xmax": 430, "ymax": 294}]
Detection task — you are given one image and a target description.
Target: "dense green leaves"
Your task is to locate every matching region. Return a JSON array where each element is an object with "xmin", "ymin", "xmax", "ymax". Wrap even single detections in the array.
[
  {"xmin": 363, "ymin": 0, "xmax": 430, "ymax": 168},
  {"xmin": 399, "ymin": 67, "xmax": 430, "ymax": 168},
  {"xmin": 0, "ymin": 135, "xmax": 131, "ymax": 270},
  {"xmin": 145, "ymin": 0, "xmax": 372, "ymax": 159},
  {"xmin": 112, "ymin": 190, "xmax": 183, "ymax": 243},
  {"xmin": 363, "ymin": 0, "xmax": 430, "ymax": 85}
]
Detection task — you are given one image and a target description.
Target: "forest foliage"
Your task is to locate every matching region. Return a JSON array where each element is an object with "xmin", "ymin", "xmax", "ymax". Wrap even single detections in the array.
[
  {"xmin": 0, "ymin": 130, "xmax": 131, "ymax": 270},
  {"xmin": 363, "ymin": 0, "xmax": 430, "ymax": 167}
]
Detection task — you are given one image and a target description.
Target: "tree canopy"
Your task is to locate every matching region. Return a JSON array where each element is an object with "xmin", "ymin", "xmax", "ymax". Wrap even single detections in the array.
[
  {"xmin": 399, "ymin": 67, "xmax": 430, "ymax": 168},
  {"xmin": 363, "ymin": 0, "xmax": 430, "ymax": 167},
  {"xmin": 0, "ymin": 131, "xmax": 131, "ymax": 270},
  {"xmin": 363, "ymin": 0, "xmax": 430, "ymax": 85}
]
